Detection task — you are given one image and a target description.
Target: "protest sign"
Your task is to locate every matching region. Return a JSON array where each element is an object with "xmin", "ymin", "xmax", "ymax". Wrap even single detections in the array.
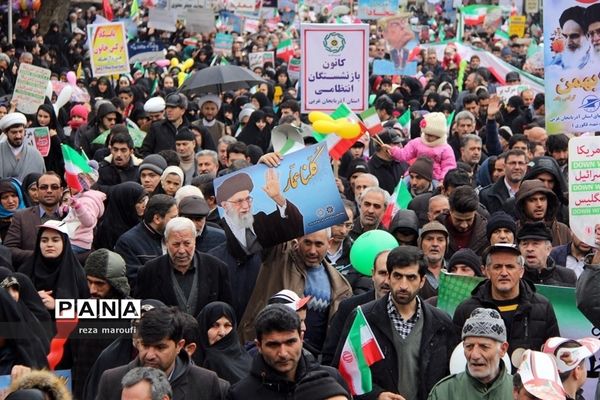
[
  {"xmin": 215, "ymin": 33, "xmax": 234, "ymax": 56},
  {"xmin": 12, "ymin": 63, "xmax": 51, "ymax": 114},
  {"xmin": 357, "ymin": 0, "xmax": 399, "ymax": 20},
  {"xmin": 88, "ymin": 22, "xmax": 130, "ymax": 77},
  {"xmin": 437, "ymin": 272, "xmax": 598, "ymax": 393},
  {"xmin": 288, "ymin": 57, "xmax": 301, "ymax": 82},
  {"xmin": 301, "ymin": 24, "xmax": 369, "ymax": 113},
  {"xmin": 128, "ymin": 41, "xmax": 165, "ymax": 64},
  {"xmin": 183, "ymin": 9, "xmax": 216, "ymax": 33},
  {"xmin": 248, "ymin": 51, "xmax": 274, "ymax": 69},
  {"xmin": 218, "ymin": 11, "xmax": 244, "ymax": 33},
  {"xmin": 544, "ymin": 1, "xmax": 600, "ymax": 134},
  {"xmin": 244, "ymin": 18, "xmax": 260, "ymax": 33},
  {"xmin": 525, "ymin": 0, "xmax": 538, "ymax": 14},
  {"xmin": 568, "ymin": 136, "xmax": 600, "ymax": 248},
  {"xmin": 148, "ymin": 7, "xmax": 178, "ymax": 32},
  {"xmin": 24, "ymin": 127, "xmax": 51, "ymax": 157},
  {"xmin": 509, "ymin": 15, "xmax": 527, "ymax": 37},
  {"xmin": 229, "ymin": 0, "xmax": 258, "ymax": 12},
  {"xmin": 213, "ymin": 143, "xmax": 347, "ymax": 247},
  {"xmin": 496, "ymin": 84, "xmax": 531, "ymax": 103},
  {"xmin": 372, "ymin": 59, "xmax": 417, "ymax": 76}
]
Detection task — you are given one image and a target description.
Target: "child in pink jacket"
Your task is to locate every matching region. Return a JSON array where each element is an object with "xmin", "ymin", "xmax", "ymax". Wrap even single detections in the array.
[
  {"xmin": 388, "ymin": 112, "xmax": 456, "ymax": 181},
  {"xmin": 62, "ymin": 162, "xmax": 106, "ymax": 253}
]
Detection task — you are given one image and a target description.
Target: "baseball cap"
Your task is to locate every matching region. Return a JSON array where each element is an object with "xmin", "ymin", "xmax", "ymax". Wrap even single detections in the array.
[
  {"xmin": 37, "ymin": 220, "xmax": 69, "ymax": 235},
  {"xmin": 268, "ymin": 289, "xmax": 311, "ymax": 311},
  {"xmin": 481, "ymin": 243, "xmax": 521, "ymax": 261}
]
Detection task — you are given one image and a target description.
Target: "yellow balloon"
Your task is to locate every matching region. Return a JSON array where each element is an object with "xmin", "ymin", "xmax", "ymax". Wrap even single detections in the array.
[
  {"xmin": 336, "ymin": 121, "xmax": 362, "ymax": 139},
  {"xmin": 170, "ymin": 58, "xmax": 180, "ymax": 68},
  {"xmin": 308, "ymin": 111, "xmax": 334, "ymax": 124},
  {"xmin": 312, "ymin": 120, "xmax": 338, "ymax": 134},
  {"xmin": 177, "ymin": 72, "xmax": 187, "ymax": 87},
  {"xmin": 182, "ymin": 58, "xmax": 195, "ymax": 72}
]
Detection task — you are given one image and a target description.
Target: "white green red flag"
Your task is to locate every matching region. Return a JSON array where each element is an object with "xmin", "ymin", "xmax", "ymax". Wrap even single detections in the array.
[
  {"xmin": 276, "ymin": 38, "xmax": 294, "ymax": 63},
  {"xmin": 61, "ymin": 144, "xmax": 93, "ymax": 192},
  {"xmin": 338, "ymin": 306, "xmax": 384, "ymax": 395},
  {"xmin": 359, "ymin": 107, "xmax": 383, "ymax": 136},
  {"xmin": 323, "ymin": 104, "xmax": 365, "ymax": 160},
  {"xmin": 398, "ymin": 109, "xmax": 411, "ymax": 137},
  {"xmin": 381, "ymin": 178, "xmax": 412, "ymax": 229},
  {"xmin": 460, "ymin": 5, "xmax": 501, "ymax": 26}
]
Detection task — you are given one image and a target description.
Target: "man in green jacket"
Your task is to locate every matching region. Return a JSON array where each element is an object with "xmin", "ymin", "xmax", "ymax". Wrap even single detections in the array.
[{"xmin": 428, "ymin": 308, "xmax": 513, "ymax": 399}]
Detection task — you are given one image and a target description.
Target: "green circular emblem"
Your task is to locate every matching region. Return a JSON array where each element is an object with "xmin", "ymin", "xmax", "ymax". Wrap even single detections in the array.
[{"xmin": 323, "ymin": 32, "xmax": 346, "ymax": 53}]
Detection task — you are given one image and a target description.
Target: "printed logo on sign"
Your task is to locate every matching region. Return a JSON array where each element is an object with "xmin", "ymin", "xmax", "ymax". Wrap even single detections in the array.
[
  {"xmin": 323, "ymin": 32, "xmax": 346, "ymax": 53},
  {"xmin": 55, "ymin": 299, "xmax": 141, "ymax": 319},
  {"xmin": 580, "ymin": 95, "xmax": 600, "ymax": 113}
]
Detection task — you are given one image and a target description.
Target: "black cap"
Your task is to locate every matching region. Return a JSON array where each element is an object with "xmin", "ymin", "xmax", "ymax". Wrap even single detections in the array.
[
  {"xmin": 505, "ymin": 71, "xmax": 521, "ymax": 83},
  {"xmin": 378, "ymin": 128, "xmax": 402, "ymax": 145},
  {"xmin": 448, "ymin": 248, "xmax": 483, "ymax": 276},
  {"xmin": 486, "ymin": 212, "xmax": 517, "ymax": 241},
  {"xmin": 179, "ymin": 195, "xmax": 210, "ymax": 216},
  {"xmin": 516, "ymin": 221, "xmax": 553, "ymax": 242}
]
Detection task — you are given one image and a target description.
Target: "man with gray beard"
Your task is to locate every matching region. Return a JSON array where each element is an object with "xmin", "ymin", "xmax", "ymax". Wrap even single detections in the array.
[{"xmin": 209, "ymin": 168, "xmax": 304, "ymax": 319}]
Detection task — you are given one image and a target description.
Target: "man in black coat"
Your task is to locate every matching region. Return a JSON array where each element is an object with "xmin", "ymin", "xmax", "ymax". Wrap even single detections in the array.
[
  {"xmin": 333, "ymin": 246, "xmax": 459, "ymax": 400},
  {"xmin": 95, "ymin": 307, "xmax": 223, "ymax": 400},
  {"xmin": 453, "ymin": 243, "xmax": 560, "ymax": 358},
  {"xmin": 140, "ymin": 93, "xmax": 191, "ymax": 157},
  {"xmin": 479, "ymin": 149, "xmax": 527, "ymax": 214},
  {"xmin": 229, "ymin": 304, "xmax": 349, "ymax": 400},
  {"xmin": 95, "ymin": 129, "xmax": 142, "ymax": 194},
  {"xmin": 321, "ymin": 250, "xmax": 391, "ymax": 365},
  {"xmin": 134, "ymin": 217, "xmax": 232, "ymax": 316}
]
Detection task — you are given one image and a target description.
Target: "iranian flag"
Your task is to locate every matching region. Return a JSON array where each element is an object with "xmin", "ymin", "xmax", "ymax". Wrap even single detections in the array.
[
  {"xmin": 381, "ymin": 179, "xmax": 412, "ymax": 229},
  {"xmin": 62, "ymin": 144, "xmax": 93, "ymax": 193},
  {"xmin": 398, "ymin": 109, "xmax": 411, "ymax": 137},
  {"xmin": 338, "ymin": 306, "xmax": 384, "ymax": 396},
  {"xmin": 359, "ymin": 107, "xmax": 383, "ymax": 136},
  {"xmin": 460, "ymin": 5, "xmax": 500, "ymax": 26},
  {"xmin": 276, "ymin": 38, "xmax": 294, "ymax": 63},
  {"xmin": 323, "ymin": 104, "xmax": 366, "ymax": 160}
]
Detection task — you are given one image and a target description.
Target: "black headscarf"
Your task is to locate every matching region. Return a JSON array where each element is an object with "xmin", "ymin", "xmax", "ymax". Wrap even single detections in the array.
[
  {"xmin": 0, "ymin": 289, "xmax": 49, "ymax": 374},
  {"xmin": 196, "ymin": 301, "xmax": 251, "ymax": 384},
  {"xmin": 0, "ymin": 267, "xmax": 52, "ymax": 349},
  {"xmin": 19, "ymin": 227, "xmax": 88, "ymax": 301},
  {"xmin": 236, "ymin": 110, "xmax": 271, "ymax": 153},
  {"xmin": 21, "ymin": 173, "xmax": 42, "ymax": 207},
  {"xmin": 94, "ymin": 182, "xmax": 147, "ymax": 250}
]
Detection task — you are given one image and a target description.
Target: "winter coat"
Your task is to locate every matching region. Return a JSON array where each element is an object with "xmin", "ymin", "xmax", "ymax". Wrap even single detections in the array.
[
  {"xmin": 514, "ymin": 179, "xmax": 572, "ymax": 246},
  {"xmin": 238, "ymin": 242, "xmax": 353, "ymax": 343},
  {"xmin": 333, "ymin": 295, "xmax": 459, "ymax": 400},
  {"xmin": 134, "ymin": 250, "xmax": 233, "ymax": 316},
  {"xmin": 63, "ymin": 189, "xmax": 106, "ymax": 250},
  {"xmin": 114, "ymin": 222, "xmax": 163, "ymax": 289},
  {"xmin": 96, "ymin": 352, "xmax": 224, "ymax": 400},
  {"xmin": 437, "ymin": 212, "xmax": 490, "ymax": 257},
  {"xmin": 140, "ymin": 119, "xmax": 190, "ymax": 156},
  {"xmin": 479, "ymin": 178, "xmax": 511, "ymax": 215},
  {"xmin": 228, "ymin": 350, "xmax": 348, "ymax": 400},
  {"xmin": 390, "ymin": 138, "xmax": 456, "ymax": 181},
  {"xmin": 427, "ymin": 363, "xmax": 513, "ymax": 400},
  {"xmin": 523, "ymin": 256, "xmax": 577, "ymax": 287},
  {"xmin": 95, "ymin": 154, "xmax": 143, "ymax": 194},
  {"xmin": 453, "ymin": 279, "xmax": 560, "ymax": 357}
]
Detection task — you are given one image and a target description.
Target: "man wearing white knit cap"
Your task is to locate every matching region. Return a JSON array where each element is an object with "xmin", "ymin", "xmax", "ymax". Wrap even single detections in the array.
[
  {"xmin": 0, "ymin": 112, "xmax": 46, "ymax": 181},
  {"xmin": 428, "ymin": 308, "xmax": 513, "ymax": 399}
]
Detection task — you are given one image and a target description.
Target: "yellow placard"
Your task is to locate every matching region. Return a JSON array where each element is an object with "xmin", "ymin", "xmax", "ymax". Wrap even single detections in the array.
[
  {"xmin": 88, "ymin": 22, "xmax": 130, "ymax": 78},
  {"xmin": 509, "ymin": 16, "xmax": 527, "ymax": 38}
]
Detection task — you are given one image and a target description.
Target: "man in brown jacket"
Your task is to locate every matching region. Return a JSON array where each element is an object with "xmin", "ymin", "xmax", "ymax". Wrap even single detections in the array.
[
  {"xmin": 239, "ymin": 229, "xmax": 352, "ymax": 353},
  {"xmin": 514, "ymin": 179, "xmax": 571, "ymax": 246}
]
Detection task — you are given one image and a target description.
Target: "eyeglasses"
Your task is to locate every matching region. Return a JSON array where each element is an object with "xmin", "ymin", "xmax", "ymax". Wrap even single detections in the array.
[
  {"xmin": 226, "ymin": 196, "xmax": 253, "ymax": 206},
  {"xmin": 589, "ymin": 28, "xmax": 600, "ymax": 38},
  {"xmin": 38, "ymin": 184, "xmax": 61, "ymax": 191},
  {"xmin": 336, "ymin": 222, "xmax": 354, "ymax": 229}
]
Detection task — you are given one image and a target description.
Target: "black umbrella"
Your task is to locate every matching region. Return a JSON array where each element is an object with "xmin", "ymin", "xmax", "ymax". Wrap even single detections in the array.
[{"xmin": 179, "ymin": 65, "xmax": 267, "ymax": 96}]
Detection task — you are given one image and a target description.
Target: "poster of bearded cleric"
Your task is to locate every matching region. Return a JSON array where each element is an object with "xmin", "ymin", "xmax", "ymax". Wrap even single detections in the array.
[
  {"xmin": 544, "ymin": 2, "xmax": 600, "ymax": 134},
  {"xmin": 213, "ymin": 143, "xmax": 347, "ymax": 249}
]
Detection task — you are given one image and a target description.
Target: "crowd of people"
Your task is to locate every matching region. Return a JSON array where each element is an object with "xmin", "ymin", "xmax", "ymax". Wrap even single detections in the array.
[{"xmin": 0, "ymin": 1, "xmax": 599, "ymax": 400}]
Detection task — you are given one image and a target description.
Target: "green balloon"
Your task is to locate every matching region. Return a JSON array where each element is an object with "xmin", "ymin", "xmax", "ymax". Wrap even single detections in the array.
[{"xmin": 350, "ymin": 230, "xmax": 398, "ymax": 276}]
